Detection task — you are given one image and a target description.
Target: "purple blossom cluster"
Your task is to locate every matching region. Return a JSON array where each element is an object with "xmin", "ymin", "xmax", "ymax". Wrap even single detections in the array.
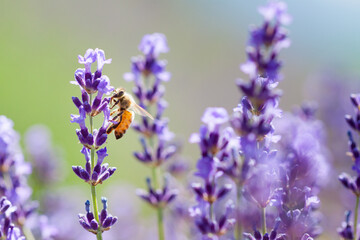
[
  {"xmin": 71, "ymin": 48, "xmax": 113, "ymax": 149},
  {"xmin": 188, "ymin": 2, "xmax": 327, "ymax": 240},
  {"xmin": 189, "ymin": 108, "xmax": 236, "ymax": 239},
  {"xmin": 0, "ymin": 116, "xmax": 56, "ymax": 239},
  {"xmin": 71, "ymin": 48, "xmax": 117, "ymax": 238},
  {"xmin": 230, "ymin": 1, "xmax": 290, "ymax": 237},
  {"xmin": 274, "ymin": 107, "xmax": 327, "ymax": 239},
  {"xmin": 124, "ymin": 33, "xmax": 178, "ymax": 240},
  {"xmin": 338, "ymin": 93, "xmax": 360, "ymax": 239},
  {"xmin": 125, "ymin": 33, "xmax": 176, "ymax": 167}
]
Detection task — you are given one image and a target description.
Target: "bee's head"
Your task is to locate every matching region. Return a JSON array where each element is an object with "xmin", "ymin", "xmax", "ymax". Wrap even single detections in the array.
[{"xmin": 113, "ymin": 88, "xmax": 125, "ymax": 98}]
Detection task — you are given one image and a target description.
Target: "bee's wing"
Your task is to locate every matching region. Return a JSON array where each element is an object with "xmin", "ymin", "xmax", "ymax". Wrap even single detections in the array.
[{"xmin": 131, "ymin": 103, "xmax": 154, "ymax": 120}]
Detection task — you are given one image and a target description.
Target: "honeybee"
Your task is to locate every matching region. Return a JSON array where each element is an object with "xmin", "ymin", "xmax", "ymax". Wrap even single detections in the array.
[{"xmin": 106, "ymin": 88, "xmax": 153, "ymax": 139}]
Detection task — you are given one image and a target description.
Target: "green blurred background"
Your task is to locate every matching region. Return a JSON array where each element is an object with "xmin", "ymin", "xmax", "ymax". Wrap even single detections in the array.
[{"xmin": 1, "ymin": 0, "xmax": 360, "ymax": 238}]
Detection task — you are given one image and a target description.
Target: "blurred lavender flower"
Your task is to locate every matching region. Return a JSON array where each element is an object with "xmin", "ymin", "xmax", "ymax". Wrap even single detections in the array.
[
  {"xmin": 0, "ymin": 116, "xmax": 56, "ymax": 239},
  {"xmin": 125, "ymin": 33, "xmax": 177, "ymax": 240},
  {"xmin": 337, "ymin": 211, "xmax": 354, "ymax": 240},
  {"xmin": 222, "ymin": 1, "xmax": 291, "ymax": 238},
  {"xmin": 337, "ymin": 92, "xmax": 360, "ymax": 240},
  {"xmin": 241, "ymin": 1, "xmax": 290, "ymax": 81},
  {"xmin": 0, "ymin": 196, "xmax": 25, "ymax": 240},
  {"xmin": 273, "ymin": 107, "xmax": 328, "ymax": 239},
  {"xmin": 189, "ymin": 107, "xmax": 236, "ymax": 238},
  {"xmin": 71, "ymin": 48, "xmax": 117, "ymax": 238},
  {"xmin": 304, "ymin": 72, "xmax": 360, "ymax": 234},
  {"xmin": 25, "ymin": 125, "xmax": 62, "ymax": 190},
  {"xmin": 137, "ymin": 177, "xmax": 177, "ymax": 209},
  {"xmin": 243, "ymin": 221, "xmax": 286, "ymax": 240}
]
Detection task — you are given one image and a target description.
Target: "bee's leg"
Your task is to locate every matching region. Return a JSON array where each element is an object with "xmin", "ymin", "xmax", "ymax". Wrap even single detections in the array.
[
  {"xmin": 111, "ymin": 111, "xmax": 123, "ymax": 121},
  {"xmin": 106, "ymin": 118, "xmax": 122, "ymax": 134},
  {"xmin": 110, "ymin": 109, "xmax": 119, "ymax": 116},
  {"xmin": 110, "ymin": 99, "xmax": 120, "ymax": 109}
]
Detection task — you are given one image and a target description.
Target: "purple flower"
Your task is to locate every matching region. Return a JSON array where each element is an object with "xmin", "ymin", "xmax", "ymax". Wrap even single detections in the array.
[
  {"xmin": 189, "ymin": 107, "xmax": 237, "ymax": 237},
  {"xmin": 139, "ymin": 33, "xmax": 169, "ymax": 59},
  {"xmin": 72, "ymin": 48, "xmax": 114, "ymax": 95},
  {"xmin": 243, "ymin": 221, "xmax": 286, "ymax": 240},
  {"xmin": 78, "ymin": 49, "xmax": 97, "ymax": 74},
  {"xmin": 258, "ymin": 1, "xmax": 292, "ymax": 25},
  {"xmin": 25, "ymin": 125, "xmax": 61, "ymax": 183},
  {"xmin": 78, "ymin": 199, "xmax": 117, "ymax": 234},
  {"xmin": 72, "ymin": 147, "xmax": 116, "ymax": 186},
  {"xmin": 0, "ymin": 116, "xmax": 55, "ymax": 239},
  {"xmin": 201, "ymin": 108, "xmax": 229, "ymax": 130},
  {"xmin": 244, "ymin": 162, "xmax": 278, "ymax": 208},
  {"xmin": 136, "ymin": 178, "xmax": 178, "ymax": 208},
  {"xmin": 190, "ymin": 200, "xmax": 235, "ymax": 237},
  {"xmin": 241, "ymin": 1, "xmax": 290, "ymax": 82},
  {"xmin": 71, "ymin": 49, "xmax": 117, "ymax": 238},
  {"xmin": 337, "ymin": 211, "xmax": 354, "ymax": 240},
  {"xmin": 95, "ymin": 48, "xmax": 112, "ymax": 73}
]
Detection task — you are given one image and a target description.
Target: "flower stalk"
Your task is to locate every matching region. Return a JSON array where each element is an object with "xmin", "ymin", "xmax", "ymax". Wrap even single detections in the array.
[
  {"xmin": 261, "ymin": 207, "xmax": 266, "ymax": 236},
  {"xmin": 235, "ymin": 185, "xmax": 242, "ymax": 240},
  {"xmin": 354, "ymin": 196, "xmax": 359, "ymax": 240}
]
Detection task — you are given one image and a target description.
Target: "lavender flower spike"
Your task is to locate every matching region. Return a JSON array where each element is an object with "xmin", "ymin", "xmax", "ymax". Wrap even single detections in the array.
[
  {"xmin": 190, "ymin": 107, "xmax": 238, "ymax": 238},
  {"xmin": 126, "ymin": 33, "xmax": 177, "ymax": 240},
  {"xmin": 338, "ymin": 92, "xmax": 360, "ymax": 240},
  {"xmin": 71, "ymin": 48, "xmax": 117, "ymax": 240},
  {"xmin": 225, "ymin": 1, "xmax": 291, "ymax": 238}
]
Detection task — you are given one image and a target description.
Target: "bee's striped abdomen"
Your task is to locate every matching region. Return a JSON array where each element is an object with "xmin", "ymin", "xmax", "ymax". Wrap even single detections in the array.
[{"xmin": 114, "ymin": 110, "xmax": 133, "ymax": 139}]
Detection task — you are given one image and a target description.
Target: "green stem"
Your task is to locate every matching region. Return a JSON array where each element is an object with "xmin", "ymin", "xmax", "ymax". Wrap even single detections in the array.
[
  {"xmin": 157, "ymin": 207, "xmax": 165, "ymax": 240},
  {"xmin": 22, "ymin": 226, "xmax": 35, "ymax": 240},
  {"xmin": 235, "ymin": 185, "xmax": 242, "ymax": 240},
  {"xmin": 152, "ymin": 167, "xmax": 159, "ymax": 189},
  {"xmin": 261, "ymin": 207, "xmax": 266, "ymax": 236},
  {"xmin": 89, "ymin": 93, "xmax": 102, "ymax": 240},
  {"xmin": 151, "ymin": 166, "xmax": 165, "ymax": 240},
  {"xmin": 354, "ymin": 196, "xmax": 360, "ymax": 240},
  {"xmin": 209, "ymin": 202, "xmax": 214, "ymax": 221}
]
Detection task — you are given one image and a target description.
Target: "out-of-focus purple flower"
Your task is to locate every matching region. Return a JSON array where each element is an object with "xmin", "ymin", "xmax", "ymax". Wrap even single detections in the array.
[
  {"xmin": 273, "ymin": 108, "xmax": 328, "ymax": 239},
  {"xmin": 136, "ymin": 178, "xmax": 178, "ymax": 208},
  {"xmin": 139, "ymin": 33, "xmax": 169, "ymax": 59},
  {"xmin": 244, "ymin": 162, "xmax": 278, "ymax": 208},
  {"xmin": 345, "ymin": 94, "xmax": 360, "ymax": 133},
  {"xmin": 338, "ymin": 93, "xmax": 360, "ymax": 240},
  {"xmin": 0, "ymin": 197, "xmax": 11, "ymax": 214},
  {"xmin": 241, "ymin": 1, "xmax": 290, "ymax": 82},
  {"xmin": 189, "ymin": 107, "xmax": 238, "ymax": 237},
  {"xmin": 275, "ymin": 110, "xmax": 330, "ymax": 189},
  {"xmin": 337, "ymin": 211, "xmax": 354, "ymax": 240},
  {"xmin": 201, "ymin": 108, "xmax": 229, "ymax": 130},
  {"xmin": 300, "ymin": 233, "xmax": 314, "ymax": 240},
  {"xmin": 124, "ymin": 33, "xmax": 171, "ymax": 105},
  {"xmin": 228, "ymin": 1, "xmax": 292, "ymax": 237},
  {"xmin": 258, "ymin": 1, "xmax": 292, "ymax": 25},
  {"xmin": 339, "ymin": 173, "xmax": 360, "ymax": 196},
  {"xmin": 25, "ymin": 125, "xmax": 61, "ymax": 184},
  {"xmin": 243, "ymin": 221, "xmax": 286, "ymax": 240},
  {"xmin": 0, "ymin": 116, "xmax": 55, "ymax": 239},
  {"xmin": 346, "ymin": 131, "xmax": 360, "ymax": 174},
  {"xmin": 190, "ymin": 200, "xmax": 235, "ymax": 237}
]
